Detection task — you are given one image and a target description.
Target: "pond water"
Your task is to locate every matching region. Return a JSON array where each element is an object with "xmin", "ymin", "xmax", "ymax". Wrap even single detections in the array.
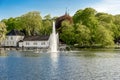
[{"xmin": 0, "ymin": 49, "xmax": 120, "ymax": 80}]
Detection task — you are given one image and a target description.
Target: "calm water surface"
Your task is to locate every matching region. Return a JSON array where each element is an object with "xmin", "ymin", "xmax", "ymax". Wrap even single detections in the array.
[{"xmin": 0, "ymin": 49, "xmax": 120, "ymax": 80}]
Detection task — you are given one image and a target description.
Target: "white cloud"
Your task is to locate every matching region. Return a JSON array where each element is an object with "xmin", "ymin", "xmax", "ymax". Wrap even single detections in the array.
[{"xmin": 91, "ymin": 0, "xmax": 120, "ymax": 14}]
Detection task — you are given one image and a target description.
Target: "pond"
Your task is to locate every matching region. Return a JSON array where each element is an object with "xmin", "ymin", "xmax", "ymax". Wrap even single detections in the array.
[{"xmin": 0, "ymin": 49, "xmax": 120, "ymax": 80}]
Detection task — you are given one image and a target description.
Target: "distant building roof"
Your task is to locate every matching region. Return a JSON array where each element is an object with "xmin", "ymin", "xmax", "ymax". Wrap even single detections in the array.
[
  {"xmin": 7, "ymin": 29, "xmax": 24, "ymax": 36},
  {"xmin": 55, "ymin": 13, "xmax": 73, "ymax": 33},
  {"xmin": 23, "ymin": 35, "xmax": 49, "ymax": 41}
]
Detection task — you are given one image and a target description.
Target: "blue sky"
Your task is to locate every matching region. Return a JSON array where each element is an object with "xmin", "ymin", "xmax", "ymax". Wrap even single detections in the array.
[{"xmin": 0, "ymin": 0, "xmax": 120, "ymax": 20}]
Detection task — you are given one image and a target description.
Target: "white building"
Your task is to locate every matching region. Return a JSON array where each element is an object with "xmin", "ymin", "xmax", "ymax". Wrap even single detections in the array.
[
  {"xmin": 1, "ymin": 30, "xmax": 24, "ymax": 47},
  {"xmin": 19, "ymin": 36, "xmax": 50, "ymax": 48},
  {"xmin": 1, "ymin": 28, "xmax": 59, "ymax": 49}
]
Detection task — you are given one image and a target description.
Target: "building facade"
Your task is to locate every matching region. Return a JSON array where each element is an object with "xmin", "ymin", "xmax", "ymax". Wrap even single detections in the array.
[
  {"xmin": 1, "ymin": 30, "xmax": 24, "ymax": 47},
  {"xmin": 1, "ymin": 29, "xmax": 59, "ymax": 49},
  {"xmin": 19, "ymin": 36, "xmax": 50, "ymax": 48}
]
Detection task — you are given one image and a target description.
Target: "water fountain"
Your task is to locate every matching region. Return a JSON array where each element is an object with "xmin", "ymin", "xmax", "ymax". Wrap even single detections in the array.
[{"xmin": 50, "ymin": 21, "xmax": 58, "ymax": 53}]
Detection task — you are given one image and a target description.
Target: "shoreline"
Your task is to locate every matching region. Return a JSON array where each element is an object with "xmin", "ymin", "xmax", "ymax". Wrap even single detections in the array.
[{"xmin": 1, "ymin": 46, "xmax": 120, "ymax": 51}]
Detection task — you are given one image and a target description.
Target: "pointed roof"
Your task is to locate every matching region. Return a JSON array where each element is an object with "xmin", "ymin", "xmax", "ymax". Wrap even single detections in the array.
[
  {"xmin": 55, "ymin": 12, "xmax": 73, "ymax": 32},
  {"xmin": 7, "ymin": 29, "xmax": 24, "ymax": 36},
  {"xmin": 65, "ymin": 8, "xmax": 69, "ymax": 15}
]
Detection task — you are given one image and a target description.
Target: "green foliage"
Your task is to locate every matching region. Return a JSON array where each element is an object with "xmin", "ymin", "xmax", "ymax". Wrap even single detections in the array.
[
  {"xmin": 73, "ymin": 9, "xmax": 83, "ymax": 23},
  {"xmin": 40, "ymin": 14, "xmax": 53, "ymax": 35},
  {"xmin": 52, "ymin": 16, "xmax": 58, "ymax": 21},
  {"xmin": 96, "ymin": 13, "xmax": 114, "ymax": 23},
  {"xmin": 1, "ymin": 17, "xmax": 22, "ymax": 32},
  {"xmin": 44, "ymin": 14, "xmax": 51, "ymax": 20},
  {"xmin": 95, "ymin": 25, "xmax": 114, "ymax": 46},
  {"xmin": 75, "ymin": 23, "xmax": 91, "ymax": 46},
  {"xmin": 20, "ymin": 11, "xmax": 42, "ymax": 36},
  {"xmin": 114, "ymin": 15, "xmax": 120, "ymax": 40},
  {"xmin": 73, "ymin": 8, "xmax": 98, "ymax": 28},
  {"xmin": 81, "ymin": 8, "xmax": 97, "ymax": 26},
  {"xmin": 96, "ymin": 12, "xmax": 120, "ymax": 40},
  {"xmin": 1, "ymin": 11, "xmax": 43, "ymax": 36},
  {"xmin": 72, "ymin": 8, "xmax": 115, "ymax": 47},
  {"xmin": 41, "ymin": 19, "xmax": 52, "ymax": 35},
  {"xmin": 0, "ymin": 22, "xmax": 7, "ymax": 43},
  {"xmin": 60, "ymin": 20, "xmax": 75, "ymax": 45}
]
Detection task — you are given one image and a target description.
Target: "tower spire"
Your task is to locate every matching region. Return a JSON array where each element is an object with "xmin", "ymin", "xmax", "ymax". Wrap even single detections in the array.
[
  {"xmin": 65, "ymin": 8, "xmax": 69, "ymax": 15},
  {"xmin": 65, "ymin": 7, "xmax": 68, "ymax": 15}
]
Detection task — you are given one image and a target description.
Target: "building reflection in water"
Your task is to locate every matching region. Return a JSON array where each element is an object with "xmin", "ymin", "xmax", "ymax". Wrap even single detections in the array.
[{"xmin": 0, "ymin": 49, "xmax": 8, "ymax": 57}]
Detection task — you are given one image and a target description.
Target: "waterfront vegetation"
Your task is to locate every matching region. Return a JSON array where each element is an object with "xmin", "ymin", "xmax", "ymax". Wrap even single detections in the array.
[
  {"xmin": 0, "ymin": 22, "xmax": 7, "ymax": 45},
  {"xmin": 1, "ymin": 7, "xmax": 120, "ymax": 48}
]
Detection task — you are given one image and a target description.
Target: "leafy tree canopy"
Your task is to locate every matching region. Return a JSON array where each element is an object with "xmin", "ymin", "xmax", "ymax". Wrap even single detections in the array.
[{"xmin": 0, "ymin": 22, "xmax": 7, "ymax": 43}]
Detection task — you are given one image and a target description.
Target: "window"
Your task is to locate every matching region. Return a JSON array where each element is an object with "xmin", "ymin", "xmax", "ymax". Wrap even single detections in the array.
[
  {"xmin": 11, "ymin": 36, "xmax": 13, "ymax": 40},
  {"xmin": 26, "ymin": 42, "xmax": 29, "ymax": 45},
  {"xmin": 41, "ymin": 42, "xmax": 45, "ymax": 45},
  {"xmin": 12, "ymin": 42, "xmax": 14, "ymax": 45},
  {"xmin": 7, "ymin": 41, "xmax": 9, "ymax": 45},
  {"xmin": 33, "ymin": 42, "xmax": 37, "ymax": 45}
]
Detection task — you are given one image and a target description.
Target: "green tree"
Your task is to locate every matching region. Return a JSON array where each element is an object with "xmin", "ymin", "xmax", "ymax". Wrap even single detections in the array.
[
  {"xmin": 52, "ymin": 16, "xmax": 58, "ymax": 21},
  {"xmin": 60, "ymin": 20, "xmax": 75, "ymax": 45},
  {"xmin": 73, "ymin": 8, "xmax": 98, "ymax": 28},
  {"xmin": 73, "ymin": 9, "xmax": 83, "ymax": 23},
  {"xmin": 96, "ymin": 12, "xmax": 119, "ymax": 40},
  {"xmin": 2, "ymin": 17, "xmax": 16, "ymax": 31},
  {"xmin": 1, "ymin": 17, "xmax": 22, "ymax": 32},
  {"xmin": 75, "ymin": 23, "xmax": 91, "ymax": 47},
  {"xmin": 96, "ymin": 13, "xmax": 114, "ymax": 23},
  {"xmin": 20, "ymin": 11, "xmax": 42, "ymax": 36},
  {"xmin": 44, "ymin": 14, "xmax": 51, "ymax": 20},
  {"xmin": 114, "ymin": 15, "xmax": 120, "ymax": 41},
  {"xmin": 41, "ymin": 14, "xmax": 53, "ymax": 35},
  {"xmin": 0, "ymin": 22, "xmax": 7, "ymax": 44},
  {"xmin": 73, "ymin": 8, "xmax": 99, "ymax": 45},
  {"xmin": 95, "ymin": 25, "xmax": 114, "ymax": 46},
  {"xmin": 73, "ymin": 8, "xmax": 115, "ymax": 47},
  {"xmin": 42, "ymin": 19, "xmax": 52, "ymax": 35}
]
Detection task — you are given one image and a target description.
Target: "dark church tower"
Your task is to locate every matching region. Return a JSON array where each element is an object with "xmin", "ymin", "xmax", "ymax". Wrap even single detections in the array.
[{"xmin": 55, "ymin": 10, "xmax": 73, "ymax": 33}]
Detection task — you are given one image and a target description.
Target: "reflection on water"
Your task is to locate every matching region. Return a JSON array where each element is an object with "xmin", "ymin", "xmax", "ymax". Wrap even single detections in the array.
[
  {"xmin": 50, "ymin": 52, "xmax": 59, "ymax": 63},
  {"xmin": 0, "ymin": 49, "xmax": 120, "ymax": 80},
  {"xmin": 0, "ymin": 50, "xmax": 7, "ymax": 57},
  {"xmin": 50, "ymin": 52, "xmax": 59, "ymax": 79}
]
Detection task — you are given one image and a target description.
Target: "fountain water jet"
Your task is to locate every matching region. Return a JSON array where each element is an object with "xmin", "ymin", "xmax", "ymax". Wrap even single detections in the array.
[{"xmin": 50, "ymin": 21, "xmax": 58, "ymax": 53}]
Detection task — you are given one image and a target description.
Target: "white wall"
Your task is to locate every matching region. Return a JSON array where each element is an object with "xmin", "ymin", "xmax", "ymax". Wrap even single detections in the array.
[
  {"xmin": 1, "ymin": 35, "xmax": 24, "ymax": 47},
  {"xmin": 19, "ymin": 41, "xmax": 49, "ymax": 48}
]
